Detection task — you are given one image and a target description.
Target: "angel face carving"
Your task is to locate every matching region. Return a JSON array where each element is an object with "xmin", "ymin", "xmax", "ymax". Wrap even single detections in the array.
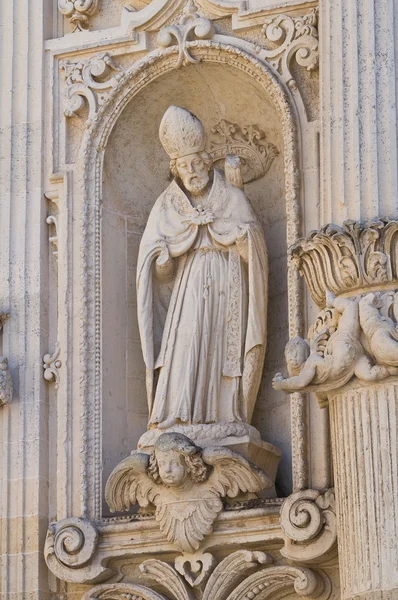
[
  {"xmin": 105, "ymin": 432, "xmax": 271, "ymax": 553},
  {"xmin": 148, "ymin": 434, "xmax": 209, "ymax": 488}
]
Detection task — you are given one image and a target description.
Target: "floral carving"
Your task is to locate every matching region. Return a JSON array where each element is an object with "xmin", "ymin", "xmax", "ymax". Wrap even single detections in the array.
[
  {"xmin": 61, "ymin": 53, "xmax": 123, "ymax": 121},
  {"xmin": 58, "ymin": 0, "xmax": 99, "ymax": 32},
  {"xmin": 260, "ymin": 8, "xmax": 319, "ymax": 84},
  {"xmin": 157, "ymin": 1, "xmax": 215, "ymax": 68},
  {"xmin": 290, "ymin": 219, "xmax": 398, "ymax": 308},
  {"xmin": 280, "ymin": 489, "xmax": 337, "ymax": 563},
  {"xmin": 105, "ymin": 432, "xmax": 271, "ymax": 553},
  {"xmin": 43, "ymin": 344, "xmax": 62, "ymax": 389},
  {"xmin": 208, "ymin": 120, "xmax": 279, "ymax": 184}
]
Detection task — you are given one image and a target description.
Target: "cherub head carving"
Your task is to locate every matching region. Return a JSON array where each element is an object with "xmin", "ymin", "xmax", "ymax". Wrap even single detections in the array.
[
  {"xmin": 105, "ymin": 432, "xmax": 271, "ymax": 552},
  {"xmin": 159, "ymin": 106, "xmax": 213, "ymax": 195},
  {"xmin": 148, "ymin": 433, "xmax": 209, "ymax": 488},
  {"xmin": 284, "ymin": 336, "xmax": 310, "ymax": 376}
]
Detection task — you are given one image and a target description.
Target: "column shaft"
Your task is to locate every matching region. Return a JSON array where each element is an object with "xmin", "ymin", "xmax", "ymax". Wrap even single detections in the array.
[
  {"xmin": 320, "ymin": 0, "xmax": 398, "ymax": 223},
  {"xmin": 329, "ymin": 381, "xmax": 398, "ymax": 600}
]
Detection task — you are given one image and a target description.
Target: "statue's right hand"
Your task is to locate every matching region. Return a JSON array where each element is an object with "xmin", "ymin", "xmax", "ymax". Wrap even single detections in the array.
[{"xmin": 156, "ymin": 245, "xmax": 171, "ymax": 267}]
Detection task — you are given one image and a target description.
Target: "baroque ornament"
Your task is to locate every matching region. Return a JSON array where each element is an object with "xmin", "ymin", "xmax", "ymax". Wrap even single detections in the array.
[
  {"xmin": 273, "ymin": 291, "xmax": 398, "ymax": 400},
  {"xmin": 290, "ymin": 219, "xmax": 398, "ymax": 307},
  {"xmin": 208, "ymin": 120, "xmax": 279, "ymax": 184},
  {"xmin": 84, "ymin": 550, "xmax": 331, "ymax": 600},
  {"xmin": 61, "ymin": 53, "xmax": 123, "ymax": 121},
  {"xmin": 58, "ymin": 0, "xmax": 99, "ymax": 32},
  {"xmin": 260, "ymin": 7, "xmax": 319, "ymax": 84},
  {"xmin": 280, "ymin": 489, "xmax": 337, "ymax": 563},
  {"xmin": 43, "ymin": 344, "xmax": 62, "ymax": 389},
  {"xmin": 44, "ymin": 517, "xmax": 113, "ymax": 583},
  {"xmin": 105, "ymin": 432, "xmax": 271, "ymax": 553},
  {"xmin": 157, "ymin": 1, "xmax": 215, "ymax": 68}
]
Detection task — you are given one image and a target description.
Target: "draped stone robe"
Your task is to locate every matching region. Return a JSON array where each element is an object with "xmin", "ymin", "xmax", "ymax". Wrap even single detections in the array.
[{"xmin": 137, "ymin": 170, "xmax": 268, "ymax": 427}]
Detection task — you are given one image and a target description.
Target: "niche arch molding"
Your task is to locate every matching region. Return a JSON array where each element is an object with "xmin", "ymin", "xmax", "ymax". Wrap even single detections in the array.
[{"xmin": 76, "ymin": 39, "xmax": 303, "ymax": 519}]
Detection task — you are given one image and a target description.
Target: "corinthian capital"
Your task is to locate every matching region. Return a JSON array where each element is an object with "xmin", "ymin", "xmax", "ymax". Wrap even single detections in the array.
[{"xmin": 289, "ymin": 219, "xmax": 398, "ymax": 308}]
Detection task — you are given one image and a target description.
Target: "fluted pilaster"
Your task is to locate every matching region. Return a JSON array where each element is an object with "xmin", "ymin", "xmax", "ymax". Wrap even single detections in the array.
[
  {"xmin": 329, "ymin": 381, "xmax": 398, "ymax": 600},
  {"xmin": 0, "ymin": 0, "xmax": 52, "ymax": 598},
  {"xmin": 320, "ymin": 0, "xmax": 398, "ymax": 223}
]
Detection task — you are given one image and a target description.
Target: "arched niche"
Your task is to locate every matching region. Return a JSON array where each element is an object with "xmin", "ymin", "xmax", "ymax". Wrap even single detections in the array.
[{"xmin": 78, "ymin": 42, "xmax": 301, "ymax": 516}]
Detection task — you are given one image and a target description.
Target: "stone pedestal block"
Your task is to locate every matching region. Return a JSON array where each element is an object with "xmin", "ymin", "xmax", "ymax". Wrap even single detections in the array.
[{"xmin": 329, "ymin": 380, "xmax": 398, "ymax": 600}]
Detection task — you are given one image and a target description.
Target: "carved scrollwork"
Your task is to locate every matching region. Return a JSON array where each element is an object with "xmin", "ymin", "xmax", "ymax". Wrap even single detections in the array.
[
  {"xmin": 208, "ymin": 120, "xmax": 279, "ymax": 184},
  {"xmin": 290, "ymin": 219, "xmax": 398, "ymax": 308},
  {"xmin": 58, "ymin": 0, "xmax": 99, "ymax": 32},
  {"xmin": 43, "ymin": 344, "xmax": 62, "ymax": 389},
  {"xmin": 280, "ymin": 489, "xmax": 337, "ymax": 563},
  {"xmin": 44, "ymin": 517, "xmax": 113, "ymax": 583},
  {"xmin": 260, "ymin": 8, "xmax": 319, "ymax": 84},
  {"xmin": 157, "ymin": 1, "xmax": 215, "ymax": 68},
  {"xmin": 61, "ymin": 53, "xmax": 123, "ymax": 121}
]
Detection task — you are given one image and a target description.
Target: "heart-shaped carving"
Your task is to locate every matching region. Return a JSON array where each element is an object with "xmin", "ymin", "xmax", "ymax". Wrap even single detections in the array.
[{"xmin": 175, "ymin": 552, "xmax": 216, "ymax": 587}]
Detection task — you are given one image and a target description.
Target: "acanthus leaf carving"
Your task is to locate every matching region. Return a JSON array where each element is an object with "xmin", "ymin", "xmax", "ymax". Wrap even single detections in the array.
[
  {"xmin": 58, "ymin": 0, "xmax": 99, "ymax": 32},
  {"xmin": 61, "ymin": 53, "xmax": 124, "ymax": 121},
  {"xmin": 105, "ymin": 432, "xmax": 271, "ymax": 553},
  {"xmin": 137, "ymin": 550, "xmax": 331, "ymax": 600},
  {"xmin": 43, "ymin": 344, "xmax": 62, "ymax": 389},
  {"xmin": 260, "ymin": 7, "xmax": 319, "ymax": 85},
  {"xmin": 208, "ymin": 120, "xmax": 279, "ymax": 184},
  {"xmin": 157, "ymin": 1, "xmax": 215, "ymax": 68},
  {"xmin": 280, "ymin": 489, "xmax": 337, "ymax": 563},
  {"xmin": 289, "ymin": 219, "xmax": 398, "ymax": 308}
]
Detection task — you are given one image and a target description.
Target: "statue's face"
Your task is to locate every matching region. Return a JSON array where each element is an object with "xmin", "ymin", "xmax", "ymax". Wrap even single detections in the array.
[
  {"xmin": 175, "ymin": 153, "xmax": 210, "ymax": 195},
  {"xmin": 156, "ymin": 449, "xmax": 188, "ymax": 487}
]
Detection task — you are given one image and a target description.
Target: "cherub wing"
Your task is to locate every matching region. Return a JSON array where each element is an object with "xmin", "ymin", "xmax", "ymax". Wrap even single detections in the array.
[
  {"xmin": 155, "ymin": 493, "xmax": 223, "ymax": 552},
  {"xmin": 202, "ymin": 447, "xmax": 272, "ymax": 498},
  {"xmin": 105, "ymin": 451, "xmax": 158, "ymax": 512}
]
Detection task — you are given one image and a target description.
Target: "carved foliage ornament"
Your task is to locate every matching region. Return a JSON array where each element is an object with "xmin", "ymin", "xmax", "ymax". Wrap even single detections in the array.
[
  {"xmin": 290, "ymin": 219, "xmax": 398, "ymax": 308},
  {"xmin": 58, "ymin": 0, "xmax": 99, "ymax": 32},
  {"xmin": 208, "ymin": 120, "xmax": 279, "ymax": 184},
  {"xmin": 261, "ymin": 7, "xmax": 319, "ymax": 84},
  {"xmin": 84, "ymin": 550, "xmax": 331, "ymax": 600},
  {"xmin": 43, "ymin": 344, "xmax": 62, "ymax": 389},
  {"xmin": 157, "ymin": 1, "xmax": 215, "ymax": 68},
  {"xmin": 61, "ymin": 53, "xmax": 123, "ymax": 121}
]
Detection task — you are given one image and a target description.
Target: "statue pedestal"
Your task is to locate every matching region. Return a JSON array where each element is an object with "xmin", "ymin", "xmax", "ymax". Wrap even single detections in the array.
[{"xmin": 137, "ymin": 422, "xmax": 282, "ymax": 484}]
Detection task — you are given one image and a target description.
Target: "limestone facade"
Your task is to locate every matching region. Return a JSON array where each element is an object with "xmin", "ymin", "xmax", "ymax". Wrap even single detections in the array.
[{"xmin": 0, "ymin": 1, "xmax": 396, "ymax": 600}]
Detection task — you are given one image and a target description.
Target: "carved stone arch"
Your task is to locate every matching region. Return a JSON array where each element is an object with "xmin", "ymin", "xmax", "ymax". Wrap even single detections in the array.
[{"xmin": 76, "ymin": 40, "xmax": 303, "ymax": 519}]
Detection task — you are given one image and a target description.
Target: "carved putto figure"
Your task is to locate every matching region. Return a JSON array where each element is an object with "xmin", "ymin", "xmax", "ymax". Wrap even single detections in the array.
[
  {"xmin": 137, "ymin": 106, "xmax": 268, "ymax": 430},
  {"xmin": 273, "ymin": 292, "xmax": 397, "ymax": 396},
  {"xmin": 105, "ymin": 432, "xmax": 270, "ymax": 552}
]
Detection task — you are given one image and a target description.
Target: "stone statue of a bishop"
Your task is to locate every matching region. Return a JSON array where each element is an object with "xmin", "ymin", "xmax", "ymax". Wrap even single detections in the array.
[{"xmin": 137, "ymin": 106, "xmax": 268, "ymax": 431}]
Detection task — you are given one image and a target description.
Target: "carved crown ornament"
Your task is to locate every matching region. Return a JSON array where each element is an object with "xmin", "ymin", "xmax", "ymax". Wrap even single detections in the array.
[
  {"xmin": 208, "ymin": 120, "xmax": 279, "ymax": 184},
  {"xmin": 290, "ymin": 219, "xmax": 398, "ymax": 308}
]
